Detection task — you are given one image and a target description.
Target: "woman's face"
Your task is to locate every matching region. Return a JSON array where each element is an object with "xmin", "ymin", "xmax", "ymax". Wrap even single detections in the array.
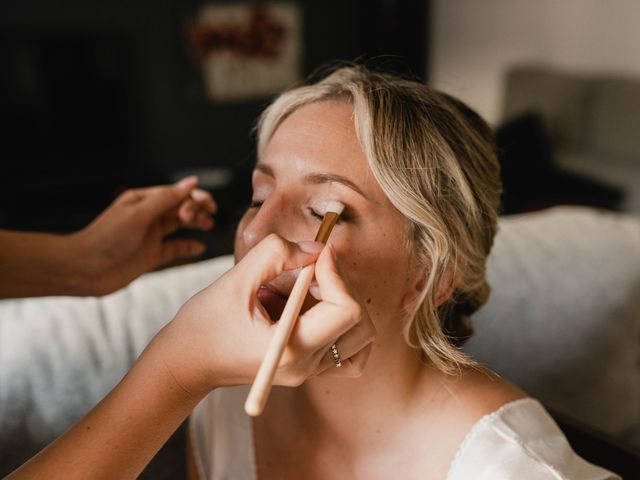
[{"xmin": 235, "ymin": 101, "xmax": 420, "ymax": 335}]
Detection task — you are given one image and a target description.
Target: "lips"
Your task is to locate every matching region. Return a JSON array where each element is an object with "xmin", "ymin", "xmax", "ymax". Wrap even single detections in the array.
[
  {"xmin": 258, "ymin": 283, "xmax": 289, "ymax": 322},
  {"xmin": 257, "ymin": 277, "xmax": 319, "ymax": 322},
  {"xmin": 260, "ymin": 283, "xmax": 288, "ymax": 299}
]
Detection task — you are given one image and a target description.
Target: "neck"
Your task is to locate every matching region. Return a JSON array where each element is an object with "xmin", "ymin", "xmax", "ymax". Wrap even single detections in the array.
[{"xmin": 268, "ymin": 332, "xmax": 448, "ymax": 452}]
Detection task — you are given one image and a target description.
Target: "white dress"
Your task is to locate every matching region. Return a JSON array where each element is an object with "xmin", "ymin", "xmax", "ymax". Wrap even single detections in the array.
[{"xmin": 189, "ymin": 386, "xmax": 621, "ymax": 480}]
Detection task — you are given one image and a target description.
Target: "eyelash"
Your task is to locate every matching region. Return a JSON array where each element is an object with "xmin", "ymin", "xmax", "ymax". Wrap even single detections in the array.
[{"xmin": 249, "ymin": 201, "xmax": 345, "ymax": 223}]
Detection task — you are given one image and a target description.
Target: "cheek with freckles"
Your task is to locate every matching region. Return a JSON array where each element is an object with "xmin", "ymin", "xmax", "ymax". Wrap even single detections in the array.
[{"xmin": 333, "ymin": 231, "xmax": 414, "ymax": 332}]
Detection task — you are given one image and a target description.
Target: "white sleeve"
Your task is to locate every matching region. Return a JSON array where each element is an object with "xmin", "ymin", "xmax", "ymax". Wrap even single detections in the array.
[{"xmin": 447, "ymin": 399, "xmax": 621, "ymax": 480}]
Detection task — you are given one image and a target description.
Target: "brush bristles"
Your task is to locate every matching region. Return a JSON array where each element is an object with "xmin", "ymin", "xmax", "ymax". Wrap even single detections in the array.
[{"xmin": 324, "ymin": 201, "xmax": 345, "ymax": 215}]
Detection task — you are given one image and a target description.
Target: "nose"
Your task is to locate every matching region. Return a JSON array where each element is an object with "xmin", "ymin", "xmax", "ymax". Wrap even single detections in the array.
[{"xmin": 241, "ymin": 196, "xmax": 300, "ymax": 251}]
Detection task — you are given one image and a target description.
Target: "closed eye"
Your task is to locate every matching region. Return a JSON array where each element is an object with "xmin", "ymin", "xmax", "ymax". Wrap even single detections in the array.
[
  {"xmin": 249, "ymin": 201, "xmax": 347, "ymax": 223},
  {"xmin": 309, "ymin": 208, "xmax": 347, "ymax": 223},
  {"xmin": 308, "ymin": 208, "xmax": 324, "ymax": 221}
]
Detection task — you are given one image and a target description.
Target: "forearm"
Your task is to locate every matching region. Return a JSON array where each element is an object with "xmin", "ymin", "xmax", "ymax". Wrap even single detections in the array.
[
  {"xmin": 0, "ymin": 230, "xmax": 88, "ymax": 298},
  {"xmin": 7, "ymin": 334, "xmax": 206, "ymax": 480}
]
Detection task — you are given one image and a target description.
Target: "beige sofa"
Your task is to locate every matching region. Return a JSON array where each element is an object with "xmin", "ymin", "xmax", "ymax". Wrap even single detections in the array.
[{"xmin": 503, "ymin": 65, "xmax": 640, "ymax": 218}]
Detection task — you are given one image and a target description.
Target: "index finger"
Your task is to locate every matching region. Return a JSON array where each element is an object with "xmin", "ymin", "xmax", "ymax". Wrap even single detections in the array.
[
  {"xmin": 137, "ymin": 177, "xmax": 199, "ymax": 222},
  {"xmin": 190, "ymin": 188, "xmax": 217, "ymax": 213},
  {"xmin": 178, "ymin": 189, "xmax": 217, "ymax": 225}
]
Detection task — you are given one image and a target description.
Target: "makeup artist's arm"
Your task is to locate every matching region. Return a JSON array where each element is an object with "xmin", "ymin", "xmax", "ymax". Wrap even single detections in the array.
[
  {"xmin": 0, "ymin": 177, "xmax": 216, "ymax": 299},
  {"xmin": 6, "ymin": 235, "xmax": 375, "ymax": 479}
]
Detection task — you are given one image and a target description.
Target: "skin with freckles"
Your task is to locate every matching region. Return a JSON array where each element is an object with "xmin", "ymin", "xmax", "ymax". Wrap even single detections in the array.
[
  {"xmin": 236, "ymin": 101, "xmax": 414, "ymax": 341},
  {"xmin": 232, "ymin": 101, "xmax": 526, "ymax": 480}
]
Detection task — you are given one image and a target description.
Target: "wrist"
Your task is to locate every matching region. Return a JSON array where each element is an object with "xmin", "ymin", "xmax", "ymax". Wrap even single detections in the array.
[
  {"xmin": 35, "ymin": 232, "xmax": 95, "ymax": 297},
  {"xmin": 135, "ymin": 336, "xmax": 211, "ymax": 408},
  {"xmin": 61, "ymin": 230, "xmax": 99, "ymax": 296},
  {"xmin": 146, "ymin": 318, "xmax": 221, "ymax": 400}
]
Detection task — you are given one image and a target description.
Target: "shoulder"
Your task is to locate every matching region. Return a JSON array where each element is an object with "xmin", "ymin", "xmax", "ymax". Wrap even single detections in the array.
[
  {"xmin": 447, "ymin": 397, "xmax": 620, "ymax": 479},
  {"xmin": 438, "ymin": 366, "xmax": 529, "ymax": 429},
  {"xmin": 401, "ymin": 366, "xmax": 527, "ymax": 476},
  {"xmin": 414, "ymin": 367, "xmax": 618, "ymax": 479}
]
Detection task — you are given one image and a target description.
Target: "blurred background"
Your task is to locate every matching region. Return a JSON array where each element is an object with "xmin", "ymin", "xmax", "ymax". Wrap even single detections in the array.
[
  {"xmin": 2, "ymin": 2, "xmax": 640, "ymax": 477},
  {"xmin": 0, "ymin": 0, "xmax": 426, "ymax": 257},
  {"xmin": 1, "ymin": 0, "xmax": 639, "ymax": 257}
]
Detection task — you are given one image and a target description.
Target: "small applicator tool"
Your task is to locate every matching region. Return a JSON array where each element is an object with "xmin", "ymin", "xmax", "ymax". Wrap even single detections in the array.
[{"xmin": 245, "ymin": 201, "xmax": 345, "ymax": 416}]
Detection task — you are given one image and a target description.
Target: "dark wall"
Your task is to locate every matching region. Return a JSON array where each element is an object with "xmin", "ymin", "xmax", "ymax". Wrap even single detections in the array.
[{"xmin": 0, "ymin": 0, "xmax": 428, "ymax": 239}]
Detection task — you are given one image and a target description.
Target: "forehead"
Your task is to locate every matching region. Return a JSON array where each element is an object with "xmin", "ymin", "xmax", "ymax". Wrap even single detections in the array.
[{"xmin": 261, "ymin": 101, "xmax": 377, "ymax": 191}]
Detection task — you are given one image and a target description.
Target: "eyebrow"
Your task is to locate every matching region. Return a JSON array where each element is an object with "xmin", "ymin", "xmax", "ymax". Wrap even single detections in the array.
[{"xmin": 254, "ymin": 162, "xmax": 370, "ymax": 201}]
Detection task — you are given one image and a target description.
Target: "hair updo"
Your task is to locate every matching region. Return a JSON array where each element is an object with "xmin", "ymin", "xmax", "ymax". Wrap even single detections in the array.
[{"xmin": 256, "ymin": 65, "xmax": 502, "ymax": 374}]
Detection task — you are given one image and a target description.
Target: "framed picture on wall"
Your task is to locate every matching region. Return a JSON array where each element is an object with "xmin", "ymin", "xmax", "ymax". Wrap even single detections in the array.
[{"xmin": 185, "ymin": 2, "xmax": 302, "ymax": 102}]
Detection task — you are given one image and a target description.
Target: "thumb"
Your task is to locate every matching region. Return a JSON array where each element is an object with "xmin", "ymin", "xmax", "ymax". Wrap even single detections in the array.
[
  {"xmin": 139, "ymin": 176, "xmax": 199, "ymax": 221},
  {"xmin": 235, "ymin": 234, "xmax": 324, "ymax": 292}
]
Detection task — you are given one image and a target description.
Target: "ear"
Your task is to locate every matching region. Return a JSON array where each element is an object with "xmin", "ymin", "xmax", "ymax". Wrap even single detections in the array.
[{"xmin": 402, "ymin": 266, "xmax": 455, "ymax": 315}]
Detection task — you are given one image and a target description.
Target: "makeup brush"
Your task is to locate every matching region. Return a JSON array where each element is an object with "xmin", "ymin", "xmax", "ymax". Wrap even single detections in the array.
[{"xmin": 245, "ymin": 200, "xmax": 345, "ymax": 416}]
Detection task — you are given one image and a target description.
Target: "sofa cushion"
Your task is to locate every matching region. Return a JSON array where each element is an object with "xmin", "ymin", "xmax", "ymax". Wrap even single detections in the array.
[
  {"xmin": 466, "ymin": 207, "xmax": 640, "ymax": 446},
  {"xmin": 557, "ymin": 149, "xmax": 640, "ymax": 217},
  {"xmin": 589, "ymin": 77, "xmax": 640, "ymax": 159},
  {"xmin": 503, "ymin": 66, "xmax": 594, "ymax": 149}
]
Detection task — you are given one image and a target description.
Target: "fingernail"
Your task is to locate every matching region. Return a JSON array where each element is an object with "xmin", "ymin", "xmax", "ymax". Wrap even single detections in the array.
[
  {"xmin": 297, "ymin": 241, "xmax": 324, "ymax": 254},
  {"xmin": 177, "ymin": 176, "xmax": 198, "ymax": 190}
]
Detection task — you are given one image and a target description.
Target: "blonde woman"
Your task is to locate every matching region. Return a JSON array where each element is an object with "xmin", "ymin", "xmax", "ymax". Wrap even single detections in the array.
[{"xmin": 8, "ymin": 66, "xmax": 619, "ymax": 479}]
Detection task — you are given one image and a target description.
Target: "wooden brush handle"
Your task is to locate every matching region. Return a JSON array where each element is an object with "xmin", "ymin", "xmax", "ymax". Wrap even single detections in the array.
[{"xmin": 245, "ymin": 263, "xmax": 316, "ymax": 416}]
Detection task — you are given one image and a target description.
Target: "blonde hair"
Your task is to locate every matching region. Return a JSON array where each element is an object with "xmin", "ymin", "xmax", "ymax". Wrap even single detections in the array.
[{"xmin": 256, "ymin": 66, "xmax": 502, "ymax": 374}]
